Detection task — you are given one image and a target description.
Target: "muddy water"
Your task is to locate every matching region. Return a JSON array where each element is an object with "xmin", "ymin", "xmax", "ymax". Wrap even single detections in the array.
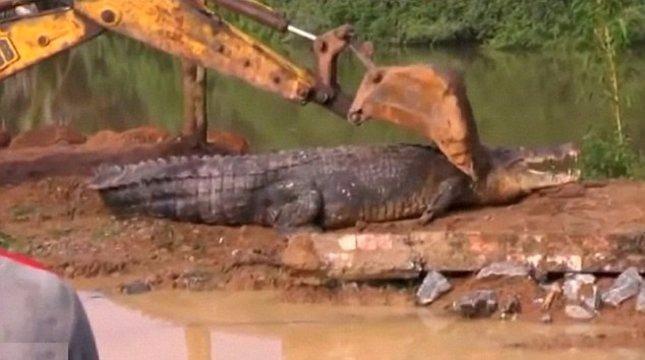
[
  {"xmin": 80, "ymin": 291, "xmax": 643, "ymax": 360},
  {"xmin": 2, "ymin": 34, "xmax": 644, "ymax": 152}
]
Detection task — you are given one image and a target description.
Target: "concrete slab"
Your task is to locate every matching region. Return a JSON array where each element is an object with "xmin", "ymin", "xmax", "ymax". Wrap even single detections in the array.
[{"xmin": 283, "ymin": 182, "xmax": 645, "ymax": 280}]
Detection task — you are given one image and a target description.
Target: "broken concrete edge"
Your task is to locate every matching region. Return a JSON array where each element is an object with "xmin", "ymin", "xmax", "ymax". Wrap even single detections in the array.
[
  {"xmin": 282, "ymin": 233, "xmax": 422, "ymax": 281},
  {"xmin": 281, "ymin": 229, "xmax": 645, "ymax": 282}
]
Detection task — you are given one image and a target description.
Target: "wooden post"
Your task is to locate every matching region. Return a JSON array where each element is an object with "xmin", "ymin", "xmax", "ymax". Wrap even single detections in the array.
[{"xmin": 181, "ymin": 59, "xmax": 207, "ymax": 144}]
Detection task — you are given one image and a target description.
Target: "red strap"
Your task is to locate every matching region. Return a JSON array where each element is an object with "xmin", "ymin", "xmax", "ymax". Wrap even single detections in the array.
[{"xmin": 0, "ymin": 248, "xmax": 50, "ymax": 272}]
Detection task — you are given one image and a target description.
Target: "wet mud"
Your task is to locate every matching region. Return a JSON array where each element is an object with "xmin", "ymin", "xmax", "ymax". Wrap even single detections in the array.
[{"xmin": 80, "ymin": 290, "xmax": 645, "ymax": 359}]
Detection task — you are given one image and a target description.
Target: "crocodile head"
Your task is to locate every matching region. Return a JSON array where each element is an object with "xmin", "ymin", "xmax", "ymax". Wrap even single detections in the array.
[{"xmin": 477, "ymin": 143, "xmax": 581, "ymax": 203}]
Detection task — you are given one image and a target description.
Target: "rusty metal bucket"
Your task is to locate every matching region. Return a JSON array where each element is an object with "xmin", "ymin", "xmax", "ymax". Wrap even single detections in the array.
[{"xmin": 349, "ymin": 65, "xmax": 488, "ymax": 180}]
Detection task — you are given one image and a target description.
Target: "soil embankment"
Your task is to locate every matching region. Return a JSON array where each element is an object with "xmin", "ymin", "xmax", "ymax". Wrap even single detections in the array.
[{"xmin": 0, "ymin": 130, "xmax": 643, "ymax": 338}]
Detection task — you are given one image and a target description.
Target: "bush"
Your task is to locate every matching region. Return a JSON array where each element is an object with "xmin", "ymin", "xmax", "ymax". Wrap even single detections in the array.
[
  {"xmin": 578, "ymin": 129, "xmax": 640, "ymax": 179},
  {"xmin": 220, "ymin": 0, "xmax": 645, "ymax": 49}
]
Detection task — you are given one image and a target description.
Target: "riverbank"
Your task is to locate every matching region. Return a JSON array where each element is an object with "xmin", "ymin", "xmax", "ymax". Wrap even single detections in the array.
[{"xmin": 0, "ymin": 135, "xmax": 643, "ymax": 333}]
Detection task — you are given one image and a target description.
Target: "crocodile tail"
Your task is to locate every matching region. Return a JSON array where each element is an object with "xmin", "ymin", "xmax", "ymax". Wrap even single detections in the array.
[
  {"xmin": 88, "ymin": 156, "xmax": 211, "ymax": 190},
  {"xmin": 89, "ymin": 156, "xmax": 213, "ymax": 219}
]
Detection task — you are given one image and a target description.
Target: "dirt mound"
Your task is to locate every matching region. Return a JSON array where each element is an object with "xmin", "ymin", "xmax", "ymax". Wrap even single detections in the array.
[
  {"xmin": 207, "ymin": 130, "xmax": 249, "ymax": 154},
  {"xmin": 9, "ymin": 124, "xmax": 86, "ymax": 149},
  {"xmin": 0, "ymin": 126, "xmax": 249, "ymax": 185},
  {"xmin": 84, "ymin": 126, "xmax": 170, "ymax": 150}
]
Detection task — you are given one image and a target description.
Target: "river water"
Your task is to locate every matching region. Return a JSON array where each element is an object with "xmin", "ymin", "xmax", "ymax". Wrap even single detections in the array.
[
  {"xmin": 1, "ymin": 34, "xmax": 643, "ymax": 152},
  {"xmin": 80, "ymin": 291, "xmax": 643, "ymax": 360}
]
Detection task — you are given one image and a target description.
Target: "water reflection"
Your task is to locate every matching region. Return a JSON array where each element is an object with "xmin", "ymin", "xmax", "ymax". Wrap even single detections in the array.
[
  {"xmin": 79, "ymin": 291, "xmax": 644, "ymax": 360},
  {"xmin": 1, "ymin": 34, "xmax": 643, "ymax": 152}
]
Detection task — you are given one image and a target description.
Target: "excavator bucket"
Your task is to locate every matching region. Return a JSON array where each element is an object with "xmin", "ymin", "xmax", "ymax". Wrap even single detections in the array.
[{"xmin": 349, "ymin": 65, "xmax": 487, "ymax": 180}]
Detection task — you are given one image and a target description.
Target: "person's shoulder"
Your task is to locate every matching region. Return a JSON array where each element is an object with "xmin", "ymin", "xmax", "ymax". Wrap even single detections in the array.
[{"xmin": 0, "ymin": 248, "xmax": 50, "ymax": 272}]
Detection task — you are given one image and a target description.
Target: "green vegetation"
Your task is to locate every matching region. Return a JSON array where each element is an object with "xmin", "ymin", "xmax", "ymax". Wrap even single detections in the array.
[
  {"xmin": 579, "ymin": 130, "xmax": 639, "ymax": 179},
  {"xmin": 567, "ymin": 0, "xmax": 643, "ymax": 179},
  {"xmin": 0, "ymin": 231, "xmax": 21, "ymax": 250},
  {"xmin": 224, "ymin": 0, "xmax": 645, "ymax": 48}
]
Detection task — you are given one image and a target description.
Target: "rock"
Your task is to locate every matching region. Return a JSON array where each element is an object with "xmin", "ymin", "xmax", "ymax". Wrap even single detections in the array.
[
  {"xmin": 416, "ymin": 270, "xmax": 452, "ymax": 305},
  {"xmin": 175, "ymin": 269, "xmax": 214, "ymax": 291},
  {"xmin": 452, "ymin": 290, "xmax": 498, "ymax": 318},
  {"xmin": 540, "ymin": 314, "xmax": 553, "ymax": 323},
  {"xmin": 564, "ymin": 304, "xmax": 595, "ymax": 321},
  {"xmin": 582, "ymin": 285, "xmax": 602, "ymax": 311},
  {"xmin": 563, "ymin": 278, "xmax": 582, "ymax": 302},
  {"xmin": 601, "ymin": 267, "xmax": 643, "ymax": 307},
  {"xmin": 572, "ymin": 274, "xmax": 596, "ymax": 284},
  {"xmin": 563, "ymin": 274, "xmax": 594, "ymax": 302},
  {"xmin": 637, "ymin": 286, "xmax": 645, "ymax": 313},
  {"xmin": 500, "ymin": 295, "xmax": 522, "ymax": 320},
  {"xmin": 476, "ymin": 261, "xmax": 529, "ymax": 279},
  {"xmin": 120, "ymin": 280, "xmax": 151, "ymax": 295}
]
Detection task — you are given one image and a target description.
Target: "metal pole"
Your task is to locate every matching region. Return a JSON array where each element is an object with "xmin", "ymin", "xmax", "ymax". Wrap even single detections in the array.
[{"xmin": 287, "ymin": 25, "xmax": 317, "ymax": 41}]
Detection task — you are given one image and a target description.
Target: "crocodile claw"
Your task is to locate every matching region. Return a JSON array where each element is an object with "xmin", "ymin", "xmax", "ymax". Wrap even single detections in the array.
[{"xmin": 418, "ymin": 210, "xmax": 436, "ymax": 225}]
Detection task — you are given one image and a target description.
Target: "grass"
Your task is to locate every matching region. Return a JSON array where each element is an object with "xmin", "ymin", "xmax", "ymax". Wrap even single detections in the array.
[
  {"xmin": 215, "ymin": 0, "xmax": 645, "ymax": 49},
  {"xmin": 572, "ymin": 0, "xmax": 644, "ymax": 180}
]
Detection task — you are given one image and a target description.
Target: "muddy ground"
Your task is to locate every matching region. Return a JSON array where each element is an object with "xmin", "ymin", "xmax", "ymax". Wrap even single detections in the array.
[{"xmin": 0, "ymin": 130, "xmax": 644, "ymax": 350}]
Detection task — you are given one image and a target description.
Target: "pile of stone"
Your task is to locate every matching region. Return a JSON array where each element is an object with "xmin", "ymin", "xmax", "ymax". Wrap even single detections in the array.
[{"xmin": 415, "ymin": 262, "xmax": 644, "ymax": 321}]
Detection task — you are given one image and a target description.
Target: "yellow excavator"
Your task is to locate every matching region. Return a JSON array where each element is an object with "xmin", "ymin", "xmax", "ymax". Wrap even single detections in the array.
[{"xmin": 0, "ymin": 0, "xmax": 486, "ymax": 179}]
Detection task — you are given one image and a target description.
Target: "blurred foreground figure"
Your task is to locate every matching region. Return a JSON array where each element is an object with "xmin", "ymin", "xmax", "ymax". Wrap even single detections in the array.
[{"xmin": 0, "ymin": 249, "xmax": 98, "ymax": 360}]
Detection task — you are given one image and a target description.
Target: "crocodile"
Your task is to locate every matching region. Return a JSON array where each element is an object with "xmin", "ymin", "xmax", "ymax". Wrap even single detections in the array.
[{"xmin": 89, "ymin": 143, "xmax": 579, "ymax": 230}]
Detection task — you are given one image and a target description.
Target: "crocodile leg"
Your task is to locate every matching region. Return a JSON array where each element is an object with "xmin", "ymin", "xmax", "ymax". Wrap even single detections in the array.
[
  {"xmin": 418, "ymin": 177, "xmax": 466, "ymax": 224},
  {"xmin": 263, "ymin": 182, "xmax": 322, "ymax": 229}
]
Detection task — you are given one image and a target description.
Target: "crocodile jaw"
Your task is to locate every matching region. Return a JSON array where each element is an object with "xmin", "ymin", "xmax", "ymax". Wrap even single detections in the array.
[{"xmin": 478, "ymin": 143, "xmax": 581, "ymax": 204}]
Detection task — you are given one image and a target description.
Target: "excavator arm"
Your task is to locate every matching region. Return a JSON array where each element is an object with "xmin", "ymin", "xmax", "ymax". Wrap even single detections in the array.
[
  {"xmin": 0, "ymin": 0, "xmax": 317, "ymax": 102},
  {"xmin": 0, "ymin": 0, "xmax": 483, "ymax": 180},
  {"xmin": 0, "ymin": 5, "xmax": 102, "ymax": 80},
  {"xmin": 0, "ymin": 0, "xmax": 358, "ymax": 117},
  {"xmin": 74, "ymin": 0, "xmax": 320, "ymax": 103}
]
